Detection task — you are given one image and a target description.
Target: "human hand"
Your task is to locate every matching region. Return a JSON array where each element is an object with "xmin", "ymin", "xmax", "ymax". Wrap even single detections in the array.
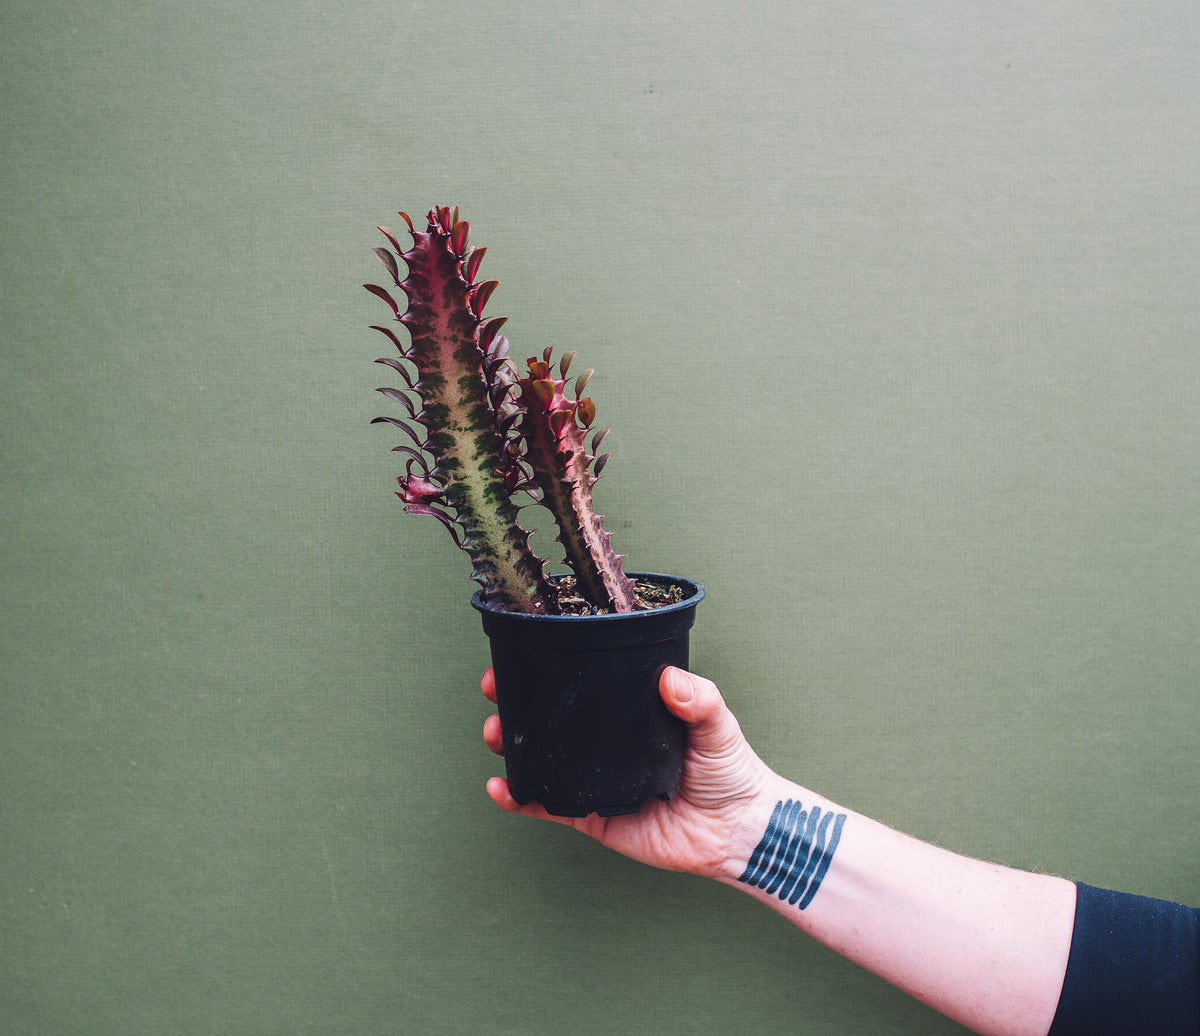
[{"xmin": 482, "ymin": 666, "xmax": 774, "ymax": 879}]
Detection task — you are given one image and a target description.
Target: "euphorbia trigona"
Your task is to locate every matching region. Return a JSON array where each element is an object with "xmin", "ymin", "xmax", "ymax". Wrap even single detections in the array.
[{"xmin": 365, "ymin": 206, "xmax": 635, "ymax": 615}]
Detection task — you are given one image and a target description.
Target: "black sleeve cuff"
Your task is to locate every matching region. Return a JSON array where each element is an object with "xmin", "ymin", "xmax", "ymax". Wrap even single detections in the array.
[{"xmin": 1048, "ymin": 882, "xmax": 1200, "ymax": 1035}]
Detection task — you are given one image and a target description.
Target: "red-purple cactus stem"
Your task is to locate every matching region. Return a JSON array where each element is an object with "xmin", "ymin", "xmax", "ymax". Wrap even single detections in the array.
[
  {"xmin": 366, "ymin": 206, "xmax": 557, "ymax": 614},
  {"xmin": 515, "ymin": 351, "xmax": 636, "ymax": 612}
]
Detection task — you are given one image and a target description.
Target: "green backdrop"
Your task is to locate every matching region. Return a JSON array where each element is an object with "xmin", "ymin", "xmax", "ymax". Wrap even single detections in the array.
[{"xmin": 3, "ymin": 2, "xmax": 1197, "ymax": 1032}]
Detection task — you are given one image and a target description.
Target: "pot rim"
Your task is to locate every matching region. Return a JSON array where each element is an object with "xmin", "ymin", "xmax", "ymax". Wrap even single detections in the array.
[{"xmin": 470, "ymin": 572, "xmax": 705, "ymax": 623}]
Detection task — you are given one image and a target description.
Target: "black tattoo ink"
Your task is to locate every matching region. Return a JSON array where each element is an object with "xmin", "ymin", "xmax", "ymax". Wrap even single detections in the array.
[{"xmin": 738, "ymin": 799, "xmax": 846, "ymax": 909}]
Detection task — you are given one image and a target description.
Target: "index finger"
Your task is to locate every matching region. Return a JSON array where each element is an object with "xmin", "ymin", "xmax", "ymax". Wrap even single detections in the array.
[{"xmin": 480, "ymin": 666, "xmax": 497, "ymax": 703}]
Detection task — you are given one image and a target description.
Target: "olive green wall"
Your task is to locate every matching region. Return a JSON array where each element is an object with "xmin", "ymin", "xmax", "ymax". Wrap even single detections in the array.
[{"xmin": 3, "ymin": 2, "xmax": 1197, "ymax": 1032}]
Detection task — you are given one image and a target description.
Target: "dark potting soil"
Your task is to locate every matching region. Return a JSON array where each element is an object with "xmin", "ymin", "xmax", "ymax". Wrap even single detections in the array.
[{"xmin": 552, "ymin": 575, "xmax": 686, "ymax": 615}]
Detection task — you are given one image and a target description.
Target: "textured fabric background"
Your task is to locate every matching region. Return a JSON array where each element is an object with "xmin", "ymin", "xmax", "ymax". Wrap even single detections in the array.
[{"xmin": 2, "ymin": 1, "xmax": 1197, "ymax": 1032}]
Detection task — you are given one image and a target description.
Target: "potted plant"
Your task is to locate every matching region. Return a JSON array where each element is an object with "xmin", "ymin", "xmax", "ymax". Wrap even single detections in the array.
[{"xmin": 364, "ymin": 205, "xmax": 705, "ymax": 817}]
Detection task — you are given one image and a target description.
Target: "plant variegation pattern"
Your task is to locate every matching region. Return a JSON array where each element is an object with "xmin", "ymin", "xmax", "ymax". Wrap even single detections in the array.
[{"xmin": 366, "ymin": 206, "xmax": 634, "ymax": 614}]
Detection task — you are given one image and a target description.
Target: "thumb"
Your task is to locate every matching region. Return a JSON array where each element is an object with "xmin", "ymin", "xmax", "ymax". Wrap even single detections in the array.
[
  {"xmin": 660, "ymin": 666, "xmax": 730, "ymax": 730},
  {"xmin": 659, "ymin": 667, "xmax": 766, "ymax": 804}
]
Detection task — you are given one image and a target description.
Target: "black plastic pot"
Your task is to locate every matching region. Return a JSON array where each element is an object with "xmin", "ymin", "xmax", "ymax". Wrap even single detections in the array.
[{"xmin": 472, "ymin": 573, "xmax": 705, "ymax": 817}]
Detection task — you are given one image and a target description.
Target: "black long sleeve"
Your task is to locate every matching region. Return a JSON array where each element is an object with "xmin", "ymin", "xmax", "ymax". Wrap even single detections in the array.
[{"xmin": 1048, "ymin": 882, "xmax": 1200, "ymax": 1035}]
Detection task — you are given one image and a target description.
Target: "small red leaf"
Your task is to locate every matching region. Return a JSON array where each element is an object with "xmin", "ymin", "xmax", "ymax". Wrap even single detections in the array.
[
  {"xmin": 549, "ymin": 409, "xmax": 573, "ymax": 436},
  {"xmin": 373, "ymin": 247, "xmax": 400, "ymax": 282},
  {"xmin": 486, "ymin": 338, "xmax": 511, "ymax": 370},
  {"xmin": 463, "ymin": 246, "xmax": 486, "ymax": 282},
  {"xmin": 371, "ymin": 415, "xmax": 426, "ymax": 447},
  {"xmin": 378, "ymin": 226, "xmax": 405, "ymax": 253},
  {"xmin": 364, "ymin": 283, "xmax": 401, "ymax": 318},
  {"xmin": 390, "ymin": 445, "xmax": 430, "ymax": 472},
  {"xmin": 402, "ymin": 501, "xmax": 464, "ymax": 546},
  {"xmin": 469, "ymin": 279, "xmax": 499, "ymax": 318},
  {"xmin": 478, "ymin": 316, "xmax": 508, "ymax": 353},
  {"xmin": 576, "ymin": 397, "xmax": 596, "ymax": 427},
  {"xmin": 450, "ymin": 219, "xmax": 470, "ymax": 256},
  {"xmin": 370, "ymin": 324, "xmax": 410, "ymax": 356},
  {"xmin": 530, "ymin": 379, "xmax": 555, "ymax": 407},
  {"xmin": 499, "ymin": 410, "xmax": 521, "ymax": 437},
  {"xmin": 376, "ymin": 386, "xmax": 417, "ymax": 418},
  {"xmin": 489, "ymin": 380, "xmax": 516, "ymax": 410},
  {"xmin": 374, "ymin": 357, "xmax": 416, "ymax": 389}
]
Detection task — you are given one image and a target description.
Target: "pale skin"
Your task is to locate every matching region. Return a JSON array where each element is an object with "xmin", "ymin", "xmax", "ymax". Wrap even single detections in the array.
[{"xmin": 482, "ymin": 666, "xmax": 1077, "ymax": 1036}]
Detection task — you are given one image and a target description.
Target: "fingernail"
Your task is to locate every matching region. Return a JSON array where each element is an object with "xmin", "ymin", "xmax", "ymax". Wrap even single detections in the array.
[{"xmin": 667, "ymin": 667, "xmax": 694, "ymax": 703}]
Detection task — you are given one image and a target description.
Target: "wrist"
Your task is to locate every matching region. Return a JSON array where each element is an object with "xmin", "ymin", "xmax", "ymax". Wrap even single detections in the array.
[
  {"xmin": 715, "ymin": 776, "xmax": 851, "ymax": 911},
  {"xmin": 709, "ymin": 774, "xmax": 800, "ymax": 884}
]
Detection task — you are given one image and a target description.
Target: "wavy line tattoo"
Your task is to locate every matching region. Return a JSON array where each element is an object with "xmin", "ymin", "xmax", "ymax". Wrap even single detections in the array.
[{"xmin": 738, "ymin": 799, "xmax": 847, "ymax": 909}]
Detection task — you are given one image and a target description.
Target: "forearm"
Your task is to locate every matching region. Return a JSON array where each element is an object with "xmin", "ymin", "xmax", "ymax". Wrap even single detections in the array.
[{"xmin": 713, "ymin": 774, "xmax": 1076, "ymax": 1036}]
